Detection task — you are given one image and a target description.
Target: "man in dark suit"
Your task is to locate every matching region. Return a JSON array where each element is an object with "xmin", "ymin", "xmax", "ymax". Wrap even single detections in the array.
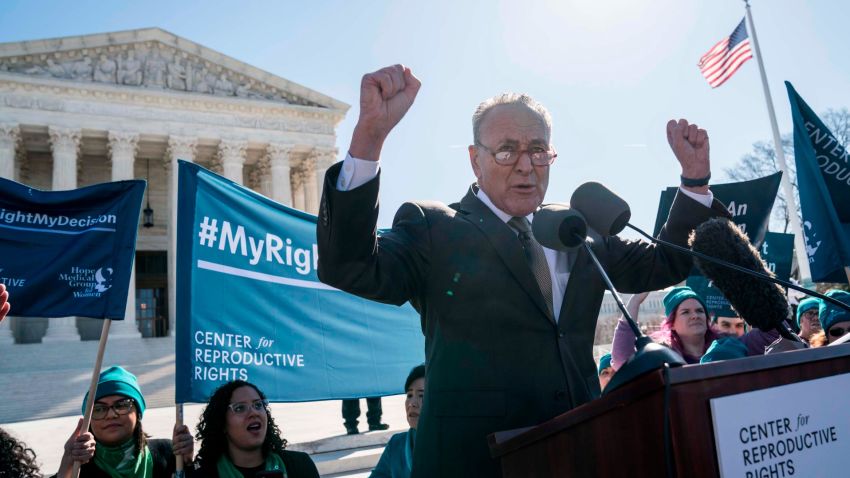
[{"xmin": 317, "ymin": 65, "xmax": 727, "ymax": 477}]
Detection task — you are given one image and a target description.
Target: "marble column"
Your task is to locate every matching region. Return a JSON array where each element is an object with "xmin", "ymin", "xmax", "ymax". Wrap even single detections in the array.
[
  {"xmin": 166, "ymin": 136, "xmax": 196, "ymax": 336},
  {"xmin": 291, "ymin": 162, "xmax": 306, "ymax": 212},
  {"xmin": 219, "ymin": 139, "xmax": 248, "ymax": 185},
  {"xmin": 313, "ymin": 148, "xmax": 337, "ymax": 205},
  {"xmin": 44, "ymin": 127, "xmax": 82, "ymax": 341},
  {"xmin": 302, "ymin": 160, "xmax": 318, "ymax": 215},
  {"xmin": 267, "ymin": 143, "xmax": 294, "ymax": 206},
  {"xmin": 49, "ymin": 127, "xmax": 81, "ymax": 191},
  {"xmin": 252, "ymin": 154, "xmax": 272, "ymax": 198},
  {"xmin": 0, "ymin": 123, "xmax": 20, "ymax": 180},
  {"xmin": 108, "ymin": 131, "xmax": 141, "ymax": 338}
]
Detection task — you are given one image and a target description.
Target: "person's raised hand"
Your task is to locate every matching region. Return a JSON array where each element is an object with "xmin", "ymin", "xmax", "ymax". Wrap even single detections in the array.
[
  {"xmin": 58, "ymin": 418, "xmax": 96, "ymax": 477},
  {"xmin": 350, "ymin": 64, "xmax": 421, "ymax": 161},
  {"xmin": 667, "ymin": 119, "xmax": 710, "ymax": 191},
  {"xmin": 0, "ymin": 283, "xmax": 9, "ymax": 324}
]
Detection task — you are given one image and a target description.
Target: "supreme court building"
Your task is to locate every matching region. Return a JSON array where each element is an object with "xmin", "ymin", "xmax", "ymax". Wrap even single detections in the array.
[{"xmin": 0, "ymin": 28, "xmax": 348, "ymax": 343}]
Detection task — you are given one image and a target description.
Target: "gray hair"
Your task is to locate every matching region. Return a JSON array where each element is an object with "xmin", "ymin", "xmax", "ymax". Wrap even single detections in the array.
[{"xmin": 472, "ymin": 93, "xmax": 552, "ymax": 145}]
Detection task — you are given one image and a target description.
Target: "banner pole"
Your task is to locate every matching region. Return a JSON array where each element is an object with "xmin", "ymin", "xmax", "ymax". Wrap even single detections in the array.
[
  {"xmin": 744, "ymin": 0, "xmax": 813, "ymax": 283},
  {"xmin": 72, "ymin": 318, "xmax": 112, "ymax": 478},
  {"xmin": 175, "ymin": 402, "xmax": 186, "ymax": 477}
]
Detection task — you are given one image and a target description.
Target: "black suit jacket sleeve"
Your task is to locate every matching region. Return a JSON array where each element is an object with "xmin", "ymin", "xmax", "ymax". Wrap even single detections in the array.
[
  {"xmin": 605, "ymin": 189, "xmax": 730, "ymax": 293},
  {"xmin": 317, "ymin": 163, "xmax": 430, "ymax": 307}
]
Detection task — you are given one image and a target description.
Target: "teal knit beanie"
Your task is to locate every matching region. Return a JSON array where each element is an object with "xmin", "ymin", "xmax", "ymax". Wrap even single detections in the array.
[
  {"xmin": 795, "ymin": 297, "xmax": 821, "ymax": 328},
  {"xmin": 818, "ymin": 290, "xmax": 850, "ymax": 336},
  {"xmin": 597, "ymin": 353, "xmax": 612, "ymax": 375},
  {"xmin": 81, "ymin": 366, "xmax": 146, "ymax": 418},
  {"xmin": 700, "ymin": 337, "xmax": 748, "ymax": 363},
  {"xmin": 663, "ymin": 286, "xmax": 708, "ymax": 317}
]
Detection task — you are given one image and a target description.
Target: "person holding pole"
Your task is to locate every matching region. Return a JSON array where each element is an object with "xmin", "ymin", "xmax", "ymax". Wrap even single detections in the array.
[{"xmin": 55, "ymin": 366, "xmax": 194, "ymax": 478}]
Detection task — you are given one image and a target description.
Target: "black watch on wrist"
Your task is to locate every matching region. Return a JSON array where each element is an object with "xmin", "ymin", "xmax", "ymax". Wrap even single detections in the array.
[{"xmin": 680, "ymin": 172, "xmax": 711, "ymax": 187}]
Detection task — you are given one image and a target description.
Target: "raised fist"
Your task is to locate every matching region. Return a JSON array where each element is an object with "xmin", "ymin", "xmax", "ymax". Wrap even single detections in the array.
[
  {"xmin": 666, "ymin": 119, "xmax": 710, "ymax": 181},
  {"xmin": 350, "ymin": 64, "xmax": 421, "ymax": 161}
]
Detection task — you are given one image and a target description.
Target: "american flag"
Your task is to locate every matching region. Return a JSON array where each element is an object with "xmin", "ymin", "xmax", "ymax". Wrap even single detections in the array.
[{"xmin": 699, "ymin": 18, "xmax": 753, "ymax": 88}]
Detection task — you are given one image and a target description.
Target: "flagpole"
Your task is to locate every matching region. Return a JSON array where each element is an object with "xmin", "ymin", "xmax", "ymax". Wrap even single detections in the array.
[
  {"xmin": 73, "ymin": 319, "xmax": 112, "ymax": 478},
  {"xmin": 743, "ymin": 0, "xmax": 813, "ymax": 284},
  {"xmin": 175, "ymin": 403, "xmax": 185, "ymax": 478}
]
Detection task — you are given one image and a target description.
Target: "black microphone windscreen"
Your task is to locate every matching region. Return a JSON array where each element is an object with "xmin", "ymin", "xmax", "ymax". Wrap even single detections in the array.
[
  {"xmin": 533, "ymin": 204, "xmax": 587, "ymax": 250},
  {"xmin": 690, "ymin": 218, "xmax": 791, "ymax": 331},
  {"xmin": 570, "ymin": 182, "xmax": 631, "ymax": 236}
]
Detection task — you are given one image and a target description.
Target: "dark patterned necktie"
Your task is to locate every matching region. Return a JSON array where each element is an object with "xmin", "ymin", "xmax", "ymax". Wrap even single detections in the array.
[{"xmin": 509, "ymin": 216, "xmax": 554, "ymax": 317}]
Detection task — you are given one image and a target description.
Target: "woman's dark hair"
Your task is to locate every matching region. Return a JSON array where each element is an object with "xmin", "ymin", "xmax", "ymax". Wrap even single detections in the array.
[
  {"xmin": 0, "ymin": 427, "xmax": 41, "ymax": 478},
  {"xmin": 404, "ymin": 364, "xmax": 426, "ymax": 392},
  {"xmin": 195, "ymin": 380, "xmax": 287, "ymax": 468}
]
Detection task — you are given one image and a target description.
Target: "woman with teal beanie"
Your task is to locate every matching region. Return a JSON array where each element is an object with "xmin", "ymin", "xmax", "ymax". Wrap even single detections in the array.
[
  {"xmin": 611, "ymin": 287, "xmax": 779, "ymax": 368},
  {"xmin": 796, "ymin": 297, "xmax": 822, "ymax": 342},
  {"xmin": 369, "ymin": 364, "xmax": 425, "ymax": 478},
  {"xmin": 56, "ymin": 366, "xmax": 194, "ymax": 478},
  {"xmin": 809, "ymin": 290, "xmax": 850, "ymax": 347}
]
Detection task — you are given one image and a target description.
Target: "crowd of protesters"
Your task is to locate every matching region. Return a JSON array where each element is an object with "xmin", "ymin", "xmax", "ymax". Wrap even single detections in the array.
[
  {"xmin": 1, "ymin": 268, "xmax": 848, "ymax": 477},
  {"xmin": 599, "ymin": 285, "xmax": 850, "ymax": 393}
]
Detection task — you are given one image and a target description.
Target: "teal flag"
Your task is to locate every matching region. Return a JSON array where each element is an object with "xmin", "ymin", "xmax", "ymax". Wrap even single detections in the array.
[
  {"xmin": 786, "ymin": 81, "xmax": 850, "ymax": 283},
  {"xmin": 176, "ymin": 161, "xmax": 424, "ymax": 403},
  {"xmin": 653, "ymin": 173, "xmax": 782, "ymax": 248},
  {"xmin": 0, "ymin": 178, "xmax": 144, "ymax": 318}
]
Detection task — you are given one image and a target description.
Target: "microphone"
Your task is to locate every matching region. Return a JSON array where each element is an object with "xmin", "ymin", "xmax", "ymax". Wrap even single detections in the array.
[
  {"xmin": 532, "ymin": 199, "xmax": 686, "ymax": 394},
  {"xmin": 567, "ymin": 181, "xmax": 849, "ymax": 340},
  {"xmin": 689, "ymin": 218, "xmax": 792, "ymax": 333},
  {"xmin": 532, "ymin": 204, "xmax": 587, "ymax": 250},
  {"xmin": 570, "ymin": 182, "xmax": 631, "ymax": 236}
]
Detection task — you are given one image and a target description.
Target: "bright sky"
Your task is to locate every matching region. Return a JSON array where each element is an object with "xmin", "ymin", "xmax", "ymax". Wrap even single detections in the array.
[{"xmin": 2, "ymin": 0, "xmax": 848, "ymax": 232}]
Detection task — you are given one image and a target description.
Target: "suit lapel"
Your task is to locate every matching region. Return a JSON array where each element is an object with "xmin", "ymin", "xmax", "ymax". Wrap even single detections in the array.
[{"xmin": 457, "ymin": 186, "xmax": 555, "ymax": 324}]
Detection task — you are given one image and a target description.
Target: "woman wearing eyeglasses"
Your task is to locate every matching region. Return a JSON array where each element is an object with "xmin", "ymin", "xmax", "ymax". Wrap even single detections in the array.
[
  {"xmin": 808, "ymin": 290, "xmax": 850, "ymax": 347},
  {"xmin": 56, "ymin": 365, "xmax": 194, "ymax": 478},
  {"xmin": 190, "ymin": 380, "xmax": 319, "ymax": 478},
  {"xmin": 795, "ymin": 297, "xmax": 822, "ymax": 343}
]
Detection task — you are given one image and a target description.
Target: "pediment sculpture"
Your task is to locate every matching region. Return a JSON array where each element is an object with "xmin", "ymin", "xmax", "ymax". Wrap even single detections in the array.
[{"xmin": 0, "ymin": 42, "xmax": 320, "ymax": 107}]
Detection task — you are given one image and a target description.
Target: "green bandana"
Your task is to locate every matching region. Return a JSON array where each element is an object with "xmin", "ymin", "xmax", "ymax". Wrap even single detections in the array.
[
  {"xmin": 92, "ymin": 439, "xmax": 153, "ymax": 478},
  {"xmin": 216, "ymin": 453, "xmax": 288, "ymax": 478}
]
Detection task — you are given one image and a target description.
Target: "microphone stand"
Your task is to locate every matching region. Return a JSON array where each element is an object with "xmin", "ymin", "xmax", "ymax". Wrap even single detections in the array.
[
  {"xmin": 576, "ymin": 236, "xmax": 686, "ymax": 394},
  {"xmin": 626, "ymin": 223, "xmax": 850, "ymax": 344}
]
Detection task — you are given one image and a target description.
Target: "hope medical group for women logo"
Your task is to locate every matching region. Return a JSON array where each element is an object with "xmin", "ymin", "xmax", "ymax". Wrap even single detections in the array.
[{"xmin": 58, "ymin": 266, "xmax": 114, "ymax": 298}]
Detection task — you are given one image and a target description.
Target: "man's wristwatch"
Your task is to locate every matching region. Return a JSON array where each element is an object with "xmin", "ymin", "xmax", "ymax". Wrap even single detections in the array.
[{"xmin": 680, "ymin": 172, "xmax": 711, "ymax": 187}]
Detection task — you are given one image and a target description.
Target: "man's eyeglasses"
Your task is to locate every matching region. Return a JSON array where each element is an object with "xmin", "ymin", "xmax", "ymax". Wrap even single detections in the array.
[
  {"xmin": 476, "ymin": 143, "xmax": 557, "ymax": 166},
  {"xmin": 228, "ymin": 399, "xmax": 269, "ymax": 415},
  {"xmin": 829, "ymin": 327, "xmax": 850, "ymax": 338},
  {"xmin": 92, "ymin": 398, "xmax": 134, "ymax": 420}
]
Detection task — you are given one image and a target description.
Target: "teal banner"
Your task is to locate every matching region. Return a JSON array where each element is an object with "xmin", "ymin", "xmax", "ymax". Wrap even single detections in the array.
[
  {"xmin": 686, "ymin": 232, "xmax": 795, "ymax": 317},
  {"xmin": 653, "ymin": 173, "xmax": 781, "ymax": 248},
  {"xmin": 786, "ymin": 81, "xmax": 850, "ymax": 283},
  {"xmin": 0, "ymin": 177, "xmax": 144, "ymax": 319},
  {"xmin": 175, "ymin": 161, "xmax": 424, "ymax": 403}
]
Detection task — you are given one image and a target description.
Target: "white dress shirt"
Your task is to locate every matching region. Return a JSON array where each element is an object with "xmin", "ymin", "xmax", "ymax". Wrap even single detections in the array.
[{"xmin": 335, "ymin": 153, "xmax": 714, "ymax": 323}]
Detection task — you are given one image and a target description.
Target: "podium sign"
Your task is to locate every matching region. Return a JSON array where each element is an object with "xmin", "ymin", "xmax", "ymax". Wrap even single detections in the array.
[{"xmin": 710, "ymin": 373, "xmax": 850, "ymax": 478}]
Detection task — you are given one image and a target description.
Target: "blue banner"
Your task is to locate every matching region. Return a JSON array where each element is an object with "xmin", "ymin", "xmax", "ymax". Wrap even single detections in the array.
[
  {"xmin": 0, "ymin": 178, "xmax": 145, "ymax": 319},
  {"xmin": 175, "ymin": 161, "xmax": 424, "ymax": 403},
  {"xmin": 686, "ymin": 232, "xmax": 795, "ymax": 317},
  {"xmin": 653, "ymin": 172, "xmax": 782, "ymax": 248},
  {"xmin": 786, "ymin": 81, "xmax": 850, "ymax": 283}
]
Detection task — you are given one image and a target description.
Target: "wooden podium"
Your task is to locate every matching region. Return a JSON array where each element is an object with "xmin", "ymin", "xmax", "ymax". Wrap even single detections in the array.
[{"xmin": 488, "ymin": 345, "xmax": 850, "ymax": 477}]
